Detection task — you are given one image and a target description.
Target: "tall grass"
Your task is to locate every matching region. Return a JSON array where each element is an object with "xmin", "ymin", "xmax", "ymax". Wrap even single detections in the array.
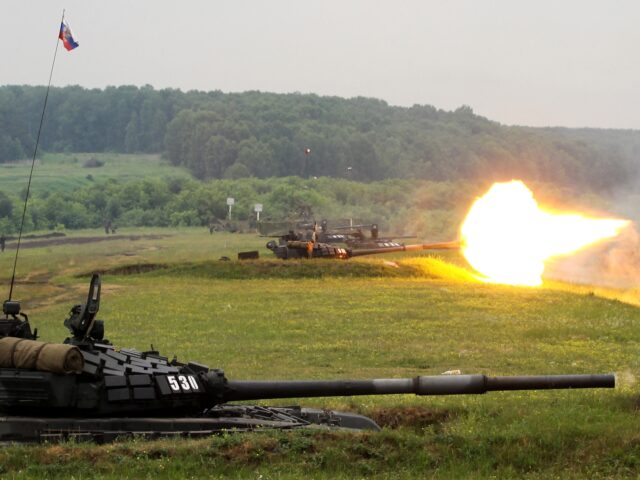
[{"xmin": 0, "ymin": 153, "xmax": 192, "ymax": 196}]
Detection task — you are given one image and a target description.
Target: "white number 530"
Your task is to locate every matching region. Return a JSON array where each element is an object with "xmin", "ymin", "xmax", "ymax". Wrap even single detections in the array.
[{"xmin": 166, "ymin": 375, "xmax": 199, "ymax": 392}]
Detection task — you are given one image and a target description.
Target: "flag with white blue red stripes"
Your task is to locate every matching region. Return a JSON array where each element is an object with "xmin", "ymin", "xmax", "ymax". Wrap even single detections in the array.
[{"xmin": 59, "ymin": 21, "xmax": 79, "ymax": 51}]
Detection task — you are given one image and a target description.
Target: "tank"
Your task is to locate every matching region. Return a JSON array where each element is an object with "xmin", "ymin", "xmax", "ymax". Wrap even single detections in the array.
[
  {"xmin": 264, "ymin": 222, "xmax": 418, "ymax": 249},
  {"xmin": 0, "ymin": 274, "xmax": 615, "ymax": 442},
  {"xmin": 266, "ymin": 239, "xmax": 460, "ymax": 259}
]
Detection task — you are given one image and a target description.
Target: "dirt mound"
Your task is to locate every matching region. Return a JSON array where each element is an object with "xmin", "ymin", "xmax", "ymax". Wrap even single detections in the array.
[{"xmin": 368, "ymin": 406, "xmax": 452, "ymax": 430}]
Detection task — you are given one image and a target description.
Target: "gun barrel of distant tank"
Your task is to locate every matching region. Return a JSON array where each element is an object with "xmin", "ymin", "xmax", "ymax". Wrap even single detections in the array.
[
  {"xmin": 333, "ymin": 224, "xmax": 372, "ymax": 230},
  {"xmin": 348, "ymin": 241, "xmax": 460, "ymax": 257},
  {"xmin": 222, "ymin": 374, "xmax": 614, "ymax": 402}
]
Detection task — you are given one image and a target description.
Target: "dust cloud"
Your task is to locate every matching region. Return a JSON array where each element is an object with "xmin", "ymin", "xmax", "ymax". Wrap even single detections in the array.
[{"xmin": 545, "ymin": 224, "xmax": 640, "ymax": 289}]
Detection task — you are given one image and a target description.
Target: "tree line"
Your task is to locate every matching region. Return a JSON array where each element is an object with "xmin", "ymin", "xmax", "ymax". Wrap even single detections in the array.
[
  {"xmin": 0, "ymin": 176, "xmax": 612, "ymax": 242},
  {"xmin": 1, "ymin": 85, "xmax": 639, "ymax": 193}
]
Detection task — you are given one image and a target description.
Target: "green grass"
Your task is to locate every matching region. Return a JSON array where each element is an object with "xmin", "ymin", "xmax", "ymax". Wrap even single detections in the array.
[
  {"xmin": 0, "ymin": 229, "xmax": 639, "ymax": 478},
  {"xmin": 0, "ymin": 153, "xmax": 192, "ymax": 195}
]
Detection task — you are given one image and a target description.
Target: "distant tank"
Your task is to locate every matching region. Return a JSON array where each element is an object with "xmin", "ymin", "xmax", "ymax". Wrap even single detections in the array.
[
  {"xmin": 266, "ymin": 239, "xmax": 460, "ymax": 259},
  {"xmin": 0, "ymin": 275, "xmax": 615, "ymax": 442}
]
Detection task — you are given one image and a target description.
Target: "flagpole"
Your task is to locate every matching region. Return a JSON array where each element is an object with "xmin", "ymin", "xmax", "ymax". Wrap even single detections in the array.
[{"xmin": 7, "ymin": 11, "xmax": 65, "ymax": 302}]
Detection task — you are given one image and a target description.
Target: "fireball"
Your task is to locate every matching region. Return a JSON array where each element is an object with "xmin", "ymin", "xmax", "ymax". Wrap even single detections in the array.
[{"xmin": 460, "ymin": 181, "xmax": 629, "ymax": 286}]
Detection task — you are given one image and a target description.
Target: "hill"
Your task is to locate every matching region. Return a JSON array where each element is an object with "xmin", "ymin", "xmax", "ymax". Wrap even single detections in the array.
[{"xmin": 1, "ymin": 85, "xmax": 640, "ymax": 193}]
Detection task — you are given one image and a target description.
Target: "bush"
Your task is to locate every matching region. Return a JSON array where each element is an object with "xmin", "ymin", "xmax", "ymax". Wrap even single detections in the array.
[{"xmin": 83, "ymin": 157, "xmax": 105, "ymax": 168}]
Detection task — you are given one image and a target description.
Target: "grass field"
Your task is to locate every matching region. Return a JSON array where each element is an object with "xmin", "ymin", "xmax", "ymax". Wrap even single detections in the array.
[
  {"xmin": 0, "ymin": 153, "xmax": 192, "ymax": 196},
  {"xmin": 0, "ymin": 228, "xmax": 639, "ymax": 478}
]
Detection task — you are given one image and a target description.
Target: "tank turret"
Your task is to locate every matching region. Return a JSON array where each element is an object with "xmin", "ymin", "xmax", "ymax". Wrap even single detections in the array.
[{"xmin": 0, "ymin": 275, "xmax": 615, "ymax": 442}]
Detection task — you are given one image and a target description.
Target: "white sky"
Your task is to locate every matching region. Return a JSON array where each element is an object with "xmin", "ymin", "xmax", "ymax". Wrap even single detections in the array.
[{"xmin": 2, "ymin": 1, "xmax": 639, "ymax": 129}]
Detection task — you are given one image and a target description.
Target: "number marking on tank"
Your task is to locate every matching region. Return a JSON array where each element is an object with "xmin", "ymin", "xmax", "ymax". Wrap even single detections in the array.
[{"xmin": 165, "ymin": 375, "xmax": 200, "ymax": 393}]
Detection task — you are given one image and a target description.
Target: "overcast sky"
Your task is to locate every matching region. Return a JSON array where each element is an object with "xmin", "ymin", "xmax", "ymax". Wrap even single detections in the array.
[{"xmin": 2, "ymin": 1, "xmax": 639, "ymax": 129}]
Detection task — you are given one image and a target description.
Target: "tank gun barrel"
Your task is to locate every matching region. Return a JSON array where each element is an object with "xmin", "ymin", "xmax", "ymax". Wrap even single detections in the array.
[
  {"xmin": 222, "ymin": 373, "xmax": 614, "ymax": 402},
  {"xmin": 348, "ymin": 241, "xmax": 460, "ymax": 257},
  {"xmin": 332, "ymin": 224, "xmax": 373, "ymax": 230}
]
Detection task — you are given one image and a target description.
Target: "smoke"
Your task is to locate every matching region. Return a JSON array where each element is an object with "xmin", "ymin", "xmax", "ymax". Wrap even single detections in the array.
[{"xmin": 544, "ymin": 223, "xmax": 640, "ymax": 289}]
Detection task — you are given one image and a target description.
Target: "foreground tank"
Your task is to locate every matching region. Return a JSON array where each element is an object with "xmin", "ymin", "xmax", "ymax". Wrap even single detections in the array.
[{"xmin": 0, "ymin": 275, "xmax": 615, "ymax": 442}]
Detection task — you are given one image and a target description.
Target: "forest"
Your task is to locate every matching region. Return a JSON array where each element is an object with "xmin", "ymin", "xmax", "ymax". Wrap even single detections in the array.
[
  {"xmin": 0, "ymin": 85, "xmax": 638, "ymax": 235},
  {"xmin": 1, "ymin": 85, "xmax": 640, "ymax": 192}
]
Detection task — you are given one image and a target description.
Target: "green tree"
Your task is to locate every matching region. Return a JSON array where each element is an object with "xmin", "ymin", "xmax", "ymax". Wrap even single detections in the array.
[
  {"xmin": 223, "ymin": 162, "xmax": 251, "ymax": 179},
  {"xmin": 0, "ymin": 191, "xmax": 13, "ymax": 217},
  {"xmin": 124, "ymin": 112, "xmax": 140, "ymax": 153}
]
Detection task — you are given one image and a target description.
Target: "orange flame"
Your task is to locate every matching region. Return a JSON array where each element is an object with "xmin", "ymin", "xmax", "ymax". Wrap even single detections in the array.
[{"xmin": 460, "ymin": 181, "xmax": 629, "ymax": 286}]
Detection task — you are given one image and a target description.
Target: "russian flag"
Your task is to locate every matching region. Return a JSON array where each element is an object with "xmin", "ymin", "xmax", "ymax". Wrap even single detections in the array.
[{"xmin": 59, "ymin": 21, "xmax": 79, "ymax": 51}]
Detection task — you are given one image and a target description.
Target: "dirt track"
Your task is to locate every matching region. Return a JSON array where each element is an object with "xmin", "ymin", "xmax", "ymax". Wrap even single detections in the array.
[{"xmin": 2, "ymin": 234, "xmax": 170, "ymax": 250}]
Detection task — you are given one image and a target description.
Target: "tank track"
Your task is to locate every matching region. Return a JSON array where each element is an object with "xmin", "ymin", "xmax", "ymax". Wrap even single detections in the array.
[{"xmin": 0, "ymin": 405, "xmax": 380, "ymax": 443}]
